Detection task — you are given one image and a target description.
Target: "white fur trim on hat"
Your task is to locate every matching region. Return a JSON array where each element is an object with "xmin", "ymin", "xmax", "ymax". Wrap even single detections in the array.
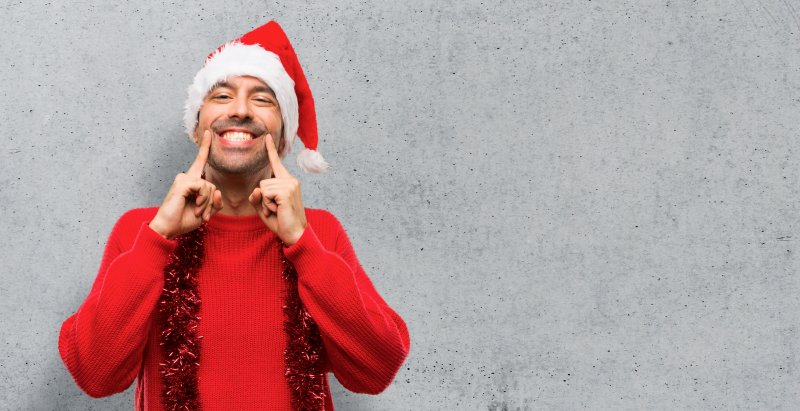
[
  {"xmin": 183, "ymin": 42, "xmax": 298, "ymax": 158},
  {"xmin": 297, "ymin": 148, "xmax": 329, "ymax": 173}
]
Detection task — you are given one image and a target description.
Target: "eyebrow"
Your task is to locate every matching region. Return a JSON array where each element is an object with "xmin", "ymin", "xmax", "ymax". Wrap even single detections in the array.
[{"xmin": 211, "ymin": 81, "xmax": 276, "ymax": 96}]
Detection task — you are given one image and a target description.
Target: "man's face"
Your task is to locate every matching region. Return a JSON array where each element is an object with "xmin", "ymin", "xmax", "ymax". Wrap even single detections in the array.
[{"xmin": 194, "ymin": 75, "xmax": 284, "ymax": 175}]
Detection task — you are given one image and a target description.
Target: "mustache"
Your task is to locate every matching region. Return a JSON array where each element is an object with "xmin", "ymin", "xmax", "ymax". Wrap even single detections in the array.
[{"xmin": 210, "ymin": 118, "xmax": 268, "ymax": 136}]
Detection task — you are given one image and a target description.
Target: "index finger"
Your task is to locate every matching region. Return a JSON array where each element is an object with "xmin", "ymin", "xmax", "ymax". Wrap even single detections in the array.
[
  {"xmin": 187, "ymin": 130, "xmax": 211, "ymax": 178},
  {"xmin": 265, "ymin": 133, "xmax": 289, "ymax": 178}
]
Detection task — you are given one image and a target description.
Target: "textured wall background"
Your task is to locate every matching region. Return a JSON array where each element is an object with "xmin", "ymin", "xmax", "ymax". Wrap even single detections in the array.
[{"xmin": 1, "ymin": 0, "xmax": 798, "ymax": 409}]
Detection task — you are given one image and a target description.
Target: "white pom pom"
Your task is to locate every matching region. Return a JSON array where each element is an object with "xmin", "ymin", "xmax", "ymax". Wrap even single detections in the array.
[{"xmin": 296, "ymin": 148, "xmax": 329, "ymax": 174}]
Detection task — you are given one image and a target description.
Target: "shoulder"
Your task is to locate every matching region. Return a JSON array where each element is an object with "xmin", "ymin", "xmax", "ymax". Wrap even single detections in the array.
[
  {"xmin": 107, "ymin": 207, "xmax": 160, "ymax": 248},
  {"xmin": 304, "ymin": 208, "xmax": 347, "ymax": 244},
  {"xmin": 114, "ymin": 207, "xmax": 160, "ymax": 230},
  {"xmin": 304, "ymin": 208, "xmax": 341, "ymax": 226}
]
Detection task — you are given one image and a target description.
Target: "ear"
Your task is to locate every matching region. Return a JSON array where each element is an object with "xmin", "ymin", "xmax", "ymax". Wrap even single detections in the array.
[
  {"xmin": 278, "ymin": 136, "xmax": 285, "ymax": 154},
  {"xmin": 277, "ymin": 127, "xmax": 286, "ymax": 155},
  {"xmin": 192, "ymin": 112, "xmax": 201, "ymax": 144}
]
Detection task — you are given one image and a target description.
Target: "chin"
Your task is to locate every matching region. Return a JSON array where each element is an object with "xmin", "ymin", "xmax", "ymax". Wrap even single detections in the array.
[
  {"xmin": 208, "ymin": 160, "xmax": 266, "ymax": 176},
  {"xmin": 208, "ymin": 151, "xmax": 268, "ymax": 175}
]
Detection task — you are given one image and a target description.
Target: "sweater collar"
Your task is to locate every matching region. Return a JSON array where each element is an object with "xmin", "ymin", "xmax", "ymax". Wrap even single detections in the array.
[{"xmin": 205, "ymin": 212, "xmax": 268, "ymax": 232}]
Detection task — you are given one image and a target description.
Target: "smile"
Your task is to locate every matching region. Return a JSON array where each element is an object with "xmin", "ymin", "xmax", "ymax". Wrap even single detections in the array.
[{"xmin": 221, "ymin": 131, "xmax": 255, "ymax": 141}]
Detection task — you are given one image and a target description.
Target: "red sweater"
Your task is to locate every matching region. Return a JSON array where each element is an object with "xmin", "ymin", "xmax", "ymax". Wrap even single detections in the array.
[{"xmin": 58, "ymin": 207, "xmax": 410, "ymax": 410}]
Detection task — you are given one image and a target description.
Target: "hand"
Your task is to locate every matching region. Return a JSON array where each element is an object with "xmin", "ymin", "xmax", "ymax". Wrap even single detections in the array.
[
  {"xmin": 149, "ymin": 130, "xmax": 223, "ymax": 239},
  {"xmin": 248, "ymin": 133, "xmax": 307, "ymax": 245}
]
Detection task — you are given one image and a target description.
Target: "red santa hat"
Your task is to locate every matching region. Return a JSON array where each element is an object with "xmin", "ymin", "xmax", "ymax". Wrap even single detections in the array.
[{"xmin": 183, "ymin": 20, "xmax": 328, "ymax": 173}]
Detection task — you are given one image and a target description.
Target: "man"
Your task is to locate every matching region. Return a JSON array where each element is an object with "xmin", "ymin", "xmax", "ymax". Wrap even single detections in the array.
[{"xmin": 58, "ymin": 21, "xmax": 410, "ymax": 411}]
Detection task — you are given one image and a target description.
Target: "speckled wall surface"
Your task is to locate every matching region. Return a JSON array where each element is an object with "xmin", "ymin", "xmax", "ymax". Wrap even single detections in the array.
[{"xmin": 2, "ymin": 1, "xmax": 798, "ymax": 410}]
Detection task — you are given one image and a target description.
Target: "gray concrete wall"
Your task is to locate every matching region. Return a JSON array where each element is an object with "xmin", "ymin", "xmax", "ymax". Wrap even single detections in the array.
[{"xmin": 2, "ymin": 0, "xmax": 798, "ymax": 409}]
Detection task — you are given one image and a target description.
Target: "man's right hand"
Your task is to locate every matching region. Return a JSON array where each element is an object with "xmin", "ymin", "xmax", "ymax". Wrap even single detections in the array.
[{"xmin": 148, "ymin": 130, "xmax": 223, "ymax": 239}]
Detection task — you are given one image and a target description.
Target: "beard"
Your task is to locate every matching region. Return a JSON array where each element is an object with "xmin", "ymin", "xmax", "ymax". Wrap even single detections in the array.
[{"xmin": 207, "ymin": 143, "xmax": 269, "ymax": 175}]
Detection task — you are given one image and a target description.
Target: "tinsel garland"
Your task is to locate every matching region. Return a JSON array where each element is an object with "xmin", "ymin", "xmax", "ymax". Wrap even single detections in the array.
[
  {"xmin": 156, "ymin": 225, "xmax": 326, "ymax": 411},
  {"xmin": 158, "ymin": 226, "xmax": 205, "ymax": 411},
  {"xmin": 280, "ymin": 243, "xmax": 327, "ymax": 410}
]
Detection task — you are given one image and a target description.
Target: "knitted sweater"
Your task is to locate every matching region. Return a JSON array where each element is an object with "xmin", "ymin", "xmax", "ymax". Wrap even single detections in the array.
[{"xmin": 58, "ymin": 207, "xmax": 410, "ymax": 410}]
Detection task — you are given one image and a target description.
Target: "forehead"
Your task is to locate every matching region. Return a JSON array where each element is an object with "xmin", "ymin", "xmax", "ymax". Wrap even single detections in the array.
[{"xmin": 209, "ymin": 75, "xmax": 274, "ymax": 94}]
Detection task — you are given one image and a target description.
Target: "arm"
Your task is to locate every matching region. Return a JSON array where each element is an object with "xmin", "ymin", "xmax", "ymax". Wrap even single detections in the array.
[
  {"xmin": 58, "ymin": 212, "xmax": 176, "ymax": 397},
  {"xmin": 284, "ymin": 212, "xmax": 410, "ymax": 394},
  {"xmin": 60, "ymin": 133, "xmax": 219, "ymax": 397}
]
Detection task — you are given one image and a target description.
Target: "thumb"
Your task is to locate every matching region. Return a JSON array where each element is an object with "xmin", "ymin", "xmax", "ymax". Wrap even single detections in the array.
[{"xmin": 249, "ymin": 188, "xmax": 271, "ymax": 218}]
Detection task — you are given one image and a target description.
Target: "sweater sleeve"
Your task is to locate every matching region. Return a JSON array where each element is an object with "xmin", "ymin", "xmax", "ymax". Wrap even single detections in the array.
[
  {"xmin": 58, "ymin": 212, "xmax": 177, "ymax": 398},
  {"xmin": 283, "ymin": 213, "xmax": 410, "ymax": 394}
]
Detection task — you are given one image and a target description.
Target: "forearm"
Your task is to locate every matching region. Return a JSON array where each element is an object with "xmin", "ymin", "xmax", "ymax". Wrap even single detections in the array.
[
  {"xmin": 284, "ymin": 224, "xmax": 410, "ymax": 394},
  {"xmin": 59, "ymin": 223, "xmax": 175, "ymax": 397}
]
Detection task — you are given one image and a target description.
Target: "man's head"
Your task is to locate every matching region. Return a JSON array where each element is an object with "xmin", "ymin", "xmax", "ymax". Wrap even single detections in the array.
[
  {"xmin": 195, "ymin": 76, "xmax": 284, "ymax": 175},
  {"xmin": 183, "ymin": 21, "xmax": 328, "ymax": 173}
]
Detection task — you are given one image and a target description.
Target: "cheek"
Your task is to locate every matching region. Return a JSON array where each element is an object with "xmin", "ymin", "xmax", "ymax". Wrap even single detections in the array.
[
  {"xmin": 197, "ymin": 104, "xmax": 225, "ymax": 127},
  {"xmin": 257, "ymin": 110, "xmax": 283, "ymax": 131},
  {"xmin": 268, "ymin": 109, "xmax": 283, "ymax": 124}
]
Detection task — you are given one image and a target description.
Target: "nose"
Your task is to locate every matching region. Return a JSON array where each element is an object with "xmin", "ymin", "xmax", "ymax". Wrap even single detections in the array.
[{"xmin": 227, "ymin": 95, "xmax": 253, "ymax": 120}]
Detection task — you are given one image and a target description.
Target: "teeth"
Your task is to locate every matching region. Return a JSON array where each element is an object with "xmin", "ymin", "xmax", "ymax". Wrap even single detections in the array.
[{"xmin": 221, "ymin": 131, "xmax": 253, "ymax": 141}]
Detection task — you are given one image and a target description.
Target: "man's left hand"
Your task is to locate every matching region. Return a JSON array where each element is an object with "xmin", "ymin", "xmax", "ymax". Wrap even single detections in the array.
[{"xmin": 248, "ymin": 133, "xmax": 307, "ymax": 245}]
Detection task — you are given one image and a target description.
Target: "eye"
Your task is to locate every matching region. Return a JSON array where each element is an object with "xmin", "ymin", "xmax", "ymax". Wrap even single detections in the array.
[
  {"xmin": 213, "ymin": 94, "xmax": 231, "ymax": 101},
  {"xmin": 254, "ymin": 95, "xmax": 276, "ymax": 105}
]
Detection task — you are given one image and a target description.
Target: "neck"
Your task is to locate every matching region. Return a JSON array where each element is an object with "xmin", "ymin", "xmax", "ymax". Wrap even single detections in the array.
[{"xmin": 204, "ymin": 166, "xmax": 272, "ymax": 216}]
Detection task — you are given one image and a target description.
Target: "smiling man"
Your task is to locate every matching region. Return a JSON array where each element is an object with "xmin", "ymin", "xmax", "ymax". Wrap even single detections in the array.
[{"xmin": 58, "ymin": 21, "xmax": 410, "ymax": 411}]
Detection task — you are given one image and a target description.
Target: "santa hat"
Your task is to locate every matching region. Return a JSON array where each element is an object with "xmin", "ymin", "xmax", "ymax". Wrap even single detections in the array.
[{"xmin": 183, "ymin": 20, "xmax": 328, "ymax": 173}]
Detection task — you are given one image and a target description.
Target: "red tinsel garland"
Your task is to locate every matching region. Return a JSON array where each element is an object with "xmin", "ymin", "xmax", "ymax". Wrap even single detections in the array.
[
  {"xmin": 158, "ymin": 226, "xmax": 205, "ymax": 411},
  {"xmin": 280, "ymin": 243, "xmax": 327, "ymax": 410},
  {"xmin": 157, "ymin": 226, "xmax": 326, "ymax": 411}
]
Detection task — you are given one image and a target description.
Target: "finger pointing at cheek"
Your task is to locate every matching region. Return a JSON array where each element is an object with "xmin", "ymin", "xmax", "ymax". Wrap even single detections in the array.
[
  {"xmin": 265, "ymin": 134, "xmax": 289, "ymax": 178},
  {"xmin": 188, "ymin": 130, "xmax": 211, "ymax": 178}
]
